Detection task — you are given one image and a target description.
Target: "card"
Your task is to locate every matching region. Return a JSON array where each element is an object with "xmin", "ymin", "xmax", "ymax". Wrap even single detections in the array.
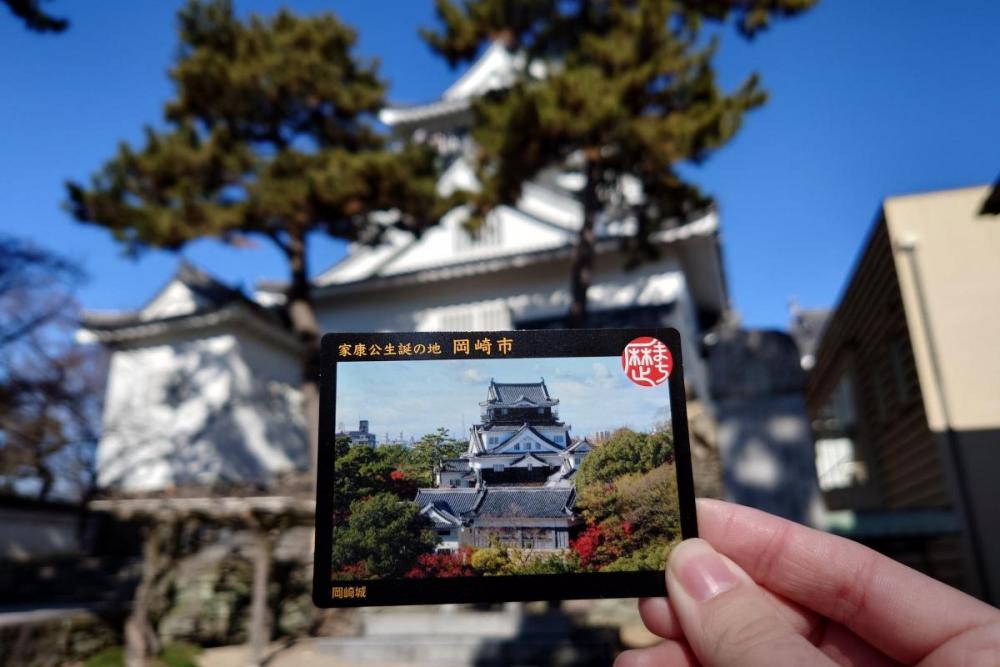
[{"xmin": 312, "ymin": 328, "xmax": 697, "ymax": 607}]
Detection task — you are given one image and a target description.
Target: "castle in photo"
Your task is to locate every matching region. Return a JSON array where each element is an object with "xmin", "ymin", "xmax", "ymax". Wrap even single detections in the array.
[{"xmin": 414, "ymin": 379, "xmax": 593, "ymax": 552}]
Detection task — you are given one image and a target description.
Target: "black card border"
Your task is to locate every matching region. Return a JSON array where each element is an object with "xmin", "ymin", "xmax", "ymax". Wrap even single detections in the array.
[{"xmin": 312, "ymin": 328, "xmax": 698, "ymax": 608}]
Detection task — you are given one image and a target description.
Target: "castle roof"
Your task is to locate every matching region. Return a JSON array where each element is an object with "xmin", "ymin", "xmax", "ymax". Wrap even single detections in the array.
[
  {"xmin": 438, "ymin": 458, "xmax": 471, "ymax": 472},
  {"xmin": 414, "ymin": 488, "xmax": 482, "ymax": 517},
  {"xmin": 483, "ymin": 379, "xmax": 558, "ymax": 407},
  {"xmin": 78, "ymin": 263, "xmax": 296, "ymax": 351},
  {"xmin": 414, "ymin": 486, "xmax": 575, "ymax": 520},
  {"xmin": 476, "ymin": 422, "xmax": 568, "ymax": 452},
  {"xmin": 475, "ymin": 487, "xmax": 575, "ymax": 518}
]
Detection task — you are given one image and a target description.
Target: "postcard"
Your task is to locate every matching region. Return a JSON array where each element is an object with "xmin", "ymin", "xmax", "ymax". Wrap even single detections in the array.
[{"xmin": 313, "ymin": 328, "xmax": 697, "ymax": 607}]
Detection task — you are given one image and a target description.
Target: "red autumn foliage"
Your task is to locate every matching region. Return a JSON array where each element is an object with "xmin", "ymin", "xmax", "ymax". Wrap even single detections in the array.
[
  {"xmin": 571, "ymin": 522, "xmax": 604, "ymax": 568},
  {"xmin": 332, "ymin": 560, "xmax": 368, "ymax": 580},
  {"xmin": 386, "ymin": 468, "xmax": 418, "ymax": 499},
  {"xmin": 404, "ymin": 547, "xmax": 475, "ymax": 578}
]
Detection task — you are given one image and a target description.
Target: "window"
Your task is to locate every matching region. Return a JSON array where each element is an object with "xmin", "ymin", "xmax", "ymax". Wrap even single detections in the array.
[
  {"xmin": 813, "ymin": 374, "xmax": 867, "ymax": 491},
  {"xmin": 553, "ymin": 435, "xmax": 563, "ymax": 444},
  {"xmin": 514, "ymin": 443, "xmax": 521, "ymax": 451},
  {"xmin": 538, "ymin": 408, "xmax": 544, "ymax": 414},
  {"xmin": 493, "ymin": 464, "xmax": 504, "ymax": 473}
]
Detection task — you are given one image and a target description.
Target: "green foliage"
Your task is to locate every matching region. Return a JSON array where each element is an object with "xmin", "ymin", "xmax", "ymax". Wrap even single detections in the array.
[
  {"xmin": 83, "ymin": 643, "xmax": 202, "ymax": 667},
  {"xmin": 602, "ymin": 539, "xmax": 677, "ymax": 572},
  {"xmin": 65, "ymin": 0, "xmax": 456, "ymax": 353},
  {"xmin": 3, "ymin": 0, "xmax": 67, "ymax": 33},
  {"xmin": 423, "ymin": 0, "xmax": 816, "ymax": 320},
  {"xmin": 575, "ymin": 428, "xmax": 673, "ymax": 487},
  {"xmin": 510, "ymin": 551, "xmax": 580, "ymax": 575},
  {"xmin": 333, "ymin": 439, "xmax": 394, "ymax": 518},
  {"xmin": 574, "ymin": 445, "xmax": 681, "ymax": 571},
  {"xmin": 413, "ymin": 427, "xmax": 466, "ymax": 477},
  {"xmin": 469, "ymin": 546, "xmax": 511, "ymax": 574},
  {"xmin": 469, "ymin": 545, "xmax": 580, "ymax": 575},
  {"xmin": 332, "ymin": 492, "xmax": 438, "ymax": 578},
  {"xmin": 158, "ymin": 643, "xmax": 202, "ymax": 667},
  {"xmin": 336, "ymin": 428, "xmax": 464, "ymax": 496}
]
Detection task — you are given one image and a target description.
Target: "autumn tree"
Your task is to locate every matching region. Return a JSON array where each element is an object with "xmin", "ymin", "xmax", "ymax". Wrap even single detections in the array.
[
  {"xmin": 423, "ymin": 0, "xmax": 816, "ymax": 325},
  {"xmin": 67, "ymin": 0, "xmax": 455, "ymax": 473}
]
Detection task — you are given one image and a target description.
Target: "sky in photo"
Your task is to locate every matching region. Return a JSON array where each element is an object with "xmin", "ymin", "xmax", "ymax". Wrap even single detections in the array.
[
  {"xmin": 2, "ymin": 1, "xmax": 999, "ymax": 327},
  {"xmin": 335, "ymin": 356, "xmax": 671, "ymax": 444}
]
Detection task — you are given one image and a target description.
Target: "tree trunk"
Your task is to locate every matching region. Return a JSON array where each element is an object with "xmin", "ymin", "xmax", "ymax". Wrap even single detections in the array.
[
  {"xmin": 285, "ymin": 231, "xmax": 321, "ymax": 488},
  {"xmin": 566, "ymin": 162, "xmax": 600, "ymax": 329},
  {"xmin": 248, "ymin": 530, "xmax": 273, "ymax": 667},
  {"xmin": 126, "ymin": 524, "xmax": 162, "ymax": 667}
]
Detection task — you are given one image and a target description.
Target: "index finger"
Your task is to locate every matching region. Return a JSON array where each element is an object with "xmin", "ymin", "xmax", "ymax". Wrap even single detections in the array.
[{"xmin": 697, "ymin": 498, "xmax": 1000, "ymax": 665}]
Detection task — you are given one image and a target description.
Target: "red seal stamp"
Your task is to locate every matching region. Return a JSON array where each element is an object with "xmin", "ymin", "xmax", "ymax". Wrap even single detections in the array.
[{"xmin": 621, "ymin": 337, "xmax": 673, "ymax": 387}]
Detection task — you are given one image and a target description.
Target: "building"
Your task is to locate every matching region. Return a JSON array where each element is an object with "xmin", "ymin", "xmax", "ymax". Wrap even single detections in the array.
[
  {"xmin": 414, "ymin": 487, "xmax": 578, "ymax": 551},
  {"xmin": 79, "ymin": 43, "xmax": 727, "ymax": 493},
  {"xmin": 340, "ymin": 420, "xmax": 376, "ymax": 447},
  {"xmin": 78, "ymin": 263, "xmax": 307, "ymax": 491},
  {"xmin": 415, "ymin": 378, "xmax": 589, "ymax": 552},
  {"xmin": 805, "ymin": 184, "xmax": 1000, "ymax": 603}
]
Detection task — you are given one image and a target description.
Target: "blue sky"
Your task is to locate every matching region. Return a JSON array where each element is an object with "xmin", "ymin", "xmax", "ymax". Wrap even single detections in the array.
[
  {"xmin": 1, "ymin": 1, "xmax": 998, "ymax": 328},
  {"xmin": 335, "ymin": 356, "xmax": 671, "ymax": 442}
]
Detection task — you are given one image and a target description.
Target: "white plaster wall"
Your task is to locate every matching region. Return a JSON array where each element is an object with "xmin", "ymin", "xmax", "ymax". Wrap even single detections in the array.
[
  {"xmin": 315, "ymin": 250, "xmax": 711, "ymax": 406},
  {"xmin": 316, "ymin": 251, "xmax": 685, "ymax": 332},
  {"xmin": 97, "ymin": 327, "xmax": 305, "ymax": 491}
]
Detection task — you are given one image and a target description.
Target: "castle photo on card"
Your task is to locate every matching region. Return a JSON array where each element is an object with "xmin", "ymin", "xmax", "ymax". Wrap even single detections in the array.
[{"xmin": 321, "ymin": 331, "xmax": 688, "ymax": 593}]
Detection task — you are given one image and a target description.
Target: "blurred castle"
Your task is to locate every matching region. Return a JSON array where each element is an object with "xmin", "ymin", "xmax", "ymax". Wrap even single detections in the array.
[
  {"xmin": 79, "ymin": 43, "xmax": 727, "ymax": 493},
  {"xmin": 78, "ymin": 45, "xmax": 820, "ymax": 539}
]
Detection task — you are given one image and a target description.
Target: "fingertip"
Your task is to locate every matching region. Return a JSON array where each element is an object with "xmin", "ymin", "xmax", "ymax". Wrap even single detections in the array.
[
  {"xmin": 637, "ymin": 595, "xmax": 683, "ymax": 639},
  {"xmin": 615, "ymin": 640, "xmax": 698, "ymax": 667}
]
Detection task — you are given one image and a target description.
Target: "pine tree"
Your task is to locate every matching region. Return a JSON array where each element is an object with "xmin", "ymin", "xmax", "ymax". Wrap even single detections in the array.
[
  {"xmin": 423, "ymin": 0, "xmax": 816, "ymax": 326},
  {"xmin": 67, "ymin": 0, "xmax": 455, "ymax": 474}
]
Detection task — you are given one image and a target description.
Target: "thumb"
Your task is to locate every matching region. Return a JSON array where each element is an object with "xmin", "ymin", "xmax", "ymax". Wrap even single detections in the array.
[{"xmin": 666, "ymin": 538, "xmax": 836, "ymax": 667}]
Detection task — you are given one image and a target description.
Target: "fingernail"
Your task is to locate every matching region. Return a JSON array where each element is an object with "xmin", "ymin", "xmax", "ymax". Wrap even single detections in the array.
[{"xmin": 672, "ymin": 541, "xmax": 739, "ymax": 602}]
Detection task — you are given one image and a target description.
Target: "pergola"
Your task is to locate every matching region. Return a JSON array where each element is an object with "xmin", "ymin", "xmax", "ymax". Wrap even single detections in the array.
[{"xmin": 89, "ymin": 495, "xmax": 315, "ymax": 667}]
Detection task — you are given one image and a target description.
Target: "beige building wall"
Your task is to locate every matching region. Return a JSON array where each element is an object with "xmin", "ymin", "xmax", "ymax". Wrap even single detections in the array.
[
  {"xmin": 885, "ymin": 186, "xmax": 1000, "ymax": 431},
  {"xmin": 885, "ymin": 184, "xmax": 1000, "ymax": 603}
]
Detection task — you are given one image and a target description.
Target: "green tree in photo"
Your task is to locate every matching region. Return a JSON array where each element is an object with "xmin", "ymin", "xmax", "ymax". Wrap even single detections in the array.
[
  {"xmin": 575, "ymin": 428, "xmax": 674, "ymax": 487},
  {"xmin": 412, "ymin": 427, "xmax": 466, "ymax": 478},
  {"xmin": 332, "ymin": 492, "xmax": 438, "ymax": 578},
  {"xmin": 333, "ymin": 438, "xmax": 394, "ymax": 519},
  {"xmin": 66, "ymin": 0, "xmax": 457, "ymax": 477},
  {"xmin": 423, "ymin": 0, "xmax": 816, "ymax": 325}
]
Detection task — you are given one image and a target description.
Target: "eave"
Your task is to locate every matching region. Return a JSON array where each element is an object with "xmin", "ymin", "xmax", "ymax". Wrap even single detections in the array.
[{"xmin": 78, "ymin": 302, "xmax": 301, "ymax": 355}]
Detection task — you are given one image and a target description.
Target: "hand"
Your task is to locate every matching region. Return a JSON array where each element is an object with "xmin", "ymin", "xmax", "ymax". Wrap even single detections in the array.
[{"xmin": 616, "ymin": 499, "xmax": 1000, "ymax": 667}]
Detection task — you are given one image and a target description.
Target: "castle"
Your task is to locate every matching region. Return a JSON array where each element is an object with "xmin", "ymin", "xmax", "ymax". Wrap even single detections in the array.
[{"xmin": 413, "ymin": 379, "xmax": 593, "ymax": 552}]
